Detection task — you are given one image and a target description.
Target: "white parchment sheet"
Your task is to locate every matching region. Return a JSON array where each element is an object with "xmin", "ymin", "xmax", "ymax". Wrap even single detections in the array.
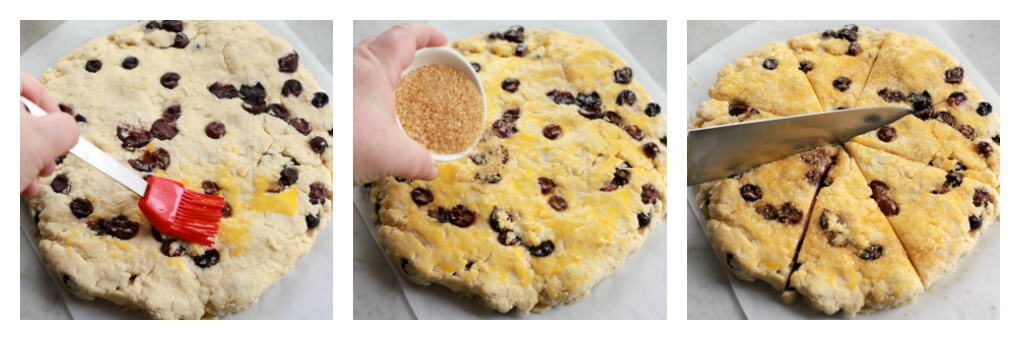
[
  {"xmin": 687, "ymin": 21, "xmax": 999, "ymax": 319},
  {"xmin": 20, "ymin": 20, "xmax": 333, "ymax": 320},
  {"xmin": 354, "ymin": 20, "xmax": 667, "ymax": 319}
]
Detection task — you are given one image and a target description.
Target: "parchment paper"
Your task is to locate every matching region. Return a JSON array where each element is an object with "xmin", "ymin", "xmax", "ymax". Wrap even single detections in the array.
[
  {"xmin": 354, "ymin": 20, "xmax": 667, "ymax": 319},
  {"xmin": 19, "ymin": 20, "xmax": 333, "ymax": 320},
  {"xmin": 686, "ymin": 21, "xmax": 999, "ymax": 319}
]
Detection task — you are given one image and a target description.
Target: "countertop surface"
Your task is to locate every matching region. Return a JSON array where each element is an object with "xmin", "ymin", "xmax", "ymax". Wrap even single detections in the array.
[
  {"xmin": 352, "ymin": 20, "xmax": 667, "ymax": 320},
  {"xmin": 19, "ymin": 20, "xmax": 333, "ymax": 320},
  {"xmin": 686, "ymin": 20, "xmax": 1000, "ymax": 320}
]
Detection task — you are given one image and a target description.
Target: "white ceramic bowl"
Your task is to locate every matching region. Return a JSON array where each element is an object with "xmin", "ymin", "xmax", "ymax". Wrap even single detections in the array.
[{"xmin": 395, "ymin": 47, "xmax": 487, "ymax": 162}]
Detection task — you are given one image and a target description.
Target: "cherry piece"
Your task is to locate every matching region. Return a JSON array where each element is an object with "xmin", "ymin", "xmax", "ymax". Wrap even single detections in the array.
[{"xmin": 279, "ymin": 53, "xmax": 299, "ymax": 73}]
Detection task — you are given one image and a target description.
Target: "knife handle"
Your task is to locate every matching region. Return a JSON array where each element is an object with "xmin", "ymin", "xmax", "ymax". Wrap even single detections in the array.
[{"xmin": 21, "ymin": 97, "xmax": 148, "ymax": 196}]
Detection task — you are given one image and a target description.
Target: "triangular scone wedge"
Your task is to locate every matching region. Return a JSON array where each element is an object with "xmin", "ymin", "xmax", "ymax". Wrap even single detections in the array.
[
  {"xmin": 702, "ymin": 145, "xmax": 838, "ymax": 290},
  {"xmin": 788, "ymin": 25, "xmax": 886, "ymax": 111},
  {"xmin": 925, "ymin": 111, "xmax": 999, "ymax": 189},
  {"xmin": 855, "ymin": 32, "xmax": 968, "ymax": 110},
  {"xmin": 709, "ymin": 41, "xmax": 823, "ymax": 116},
  {"xmin": 927, "ymin": 83, "xmax": 1000, "ymax": 188},
  {"xmin": 928, "ymin": 79, "xmax": 999, "ymax": 140},
  {"xmin": 851, "ymin": 114, "xmax": 998, "ymax": 188},
  {"xmin": 789, "ymin": 147, "xmax": 922, "ymax": 315},
  {"xmin": 851, "ymin": 114, "xmax": 938, "ymax": 164},
  {"xmin": 845, "ymin": 142, "xmax": 999, "ymax": 288},
  {"xmin": 852, "ymin": 31, "xmax": 999, "ymax": 189},
  {"xmin": 691, "ymin": 99, "xmax": 781, "ymax": 128}
]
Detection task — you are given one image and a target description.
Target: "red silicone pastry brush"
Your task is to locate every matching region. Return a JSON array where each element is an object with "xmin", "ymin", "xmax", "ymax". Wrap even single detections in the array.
[
  {"xmin": 22, "ymin": 97, "xmax": 224, "ymax": 246},
  {"xmin": 139, "ymin": 177, "xmax": 225, "ymax": 246}
]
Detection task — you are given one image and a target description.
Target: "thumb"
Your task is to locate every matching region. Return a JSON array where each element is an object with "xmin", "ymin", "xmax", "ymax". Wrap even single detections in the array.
[
  {"xmin": 388, "ymin": 134, "xmax": 438, "ymax": 181},
  {"xmin": 22, "ymin": 180, "xmax": 40, "ymax": 197},
  {"xmin": 31, "ymin": 113, "xmax": 79, "ymax": 166}
]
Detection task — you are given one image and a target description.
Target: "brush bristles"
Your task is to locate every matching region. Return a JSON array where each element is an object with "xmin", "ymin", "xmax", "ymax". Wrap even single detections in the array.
[
  {"xmin": 177, "ymin": 189, "xmax": 225, "ymax": 223},
  {"xmin": 166, "ymin": 189, "xmax": 225, "ymax": 246},
  {"xmin": 164, "ymin": 219, "xmax": 219, "ymax": 244},
  {"xmin": 181, "ymin": 189, "xmax": 226, "ymax": 208}
]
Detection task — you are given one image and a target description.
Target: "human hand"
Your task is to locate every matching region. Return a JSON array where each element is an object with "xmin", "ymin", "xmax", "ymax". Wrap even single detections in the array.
[
  {"xmin": 20, "ymin": 72, "xmax": 79, "ymax": 197},
  {"xmin": 353, "ymin": 23, "xmax": 447, "ymax": 186}
]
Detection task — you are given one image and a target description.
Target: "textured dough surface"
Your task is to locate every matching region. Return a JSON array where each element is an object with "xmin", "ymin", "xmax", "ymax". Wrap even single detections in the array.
[
  {"xmin": 29, "ymin": 20, "xmax": 333, "ymax": 319},
  {"xmin": 708, "ymin": 41, "xmax": 822, "ymax": 117},
  {"xmin": 692, "ymin": 99, "xmax": 781, "ymax": 128},
  {"xmin": 852, "ymin": 114, "xmax": 998, "ymax": 188},
  {"xmin": 845, "ymin": 142, "xmax": 997, "ymax": 288},
  {"xmin": 931, "ymin": 80, "xmax": 1001, "ymax": 142},
  {"xmin": 701, "ymin": 145, "xmax": 837, "ymax": 290},
  {"xmin": 789, "ymin": 148, "xmax": 922, "ymax": 315},
  {"xmin": 370, "ymin": 28, "xmax": 666, "ymax": 313},
  {"xmin": 787, "ymin": 27, "xmax": 886, "ymax": 111},
  {"xmin": 856, "ymin": 32, "xmax": 966, "ymax": 109}
]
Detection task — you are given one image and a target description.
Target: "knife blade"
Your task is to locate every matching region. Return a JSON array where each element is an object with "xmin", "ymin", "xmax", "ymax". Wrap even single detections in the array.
[
  {"xmin": 21, "ymin": 97, "xmax": 149, "ymax": 196},
  {"xmin": 687, "ymin": 107, "xmax": 913, "ymax": 186}
]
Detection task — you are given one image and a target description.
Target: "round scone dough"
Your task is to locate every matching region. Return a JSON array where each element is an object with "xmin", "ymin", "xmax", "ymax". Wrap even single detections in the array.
[
  {"xmin": 28, "ymin": 20, "xmax": 333, "ymax": 319},
  {"xmin": 694, "ymin": 24, "xmax": 999, "ymax": 316},
  {"xmin": 370, "ymin": 27, "xmax": 666, "ymax": 313}
]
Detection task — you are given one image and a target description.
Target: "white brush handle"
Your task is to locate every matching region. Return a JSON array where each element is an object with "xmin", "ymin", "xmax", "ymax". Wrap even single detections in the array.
[{"xmin": 22, "ymin": 97, "xmax": 148, "ymax": 196}]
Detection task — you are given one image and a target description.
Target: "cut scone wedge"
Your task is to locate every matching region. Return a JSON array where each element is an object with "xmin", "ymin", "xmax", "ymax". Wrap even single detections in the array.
[
  {"xmin": 788, "ymin": 25, "xmax": 886, "ymax": 111},
  {"xmin": 708, "ymin": 41, "xmax": 822, "ymax": 117},
  {"xmin": 927, "ymin": 82, "xmax": 1000, "ymax": 189},
  {"xmin": 930, "ymin": 80, "xmax": 1000, "ymax": 142},
  {"xmin": 691, "ymin": 99, "xmax": 781, "ymax": 128},
  {"xmin": 855, "ymin": 32, "xmax": 968, "ymax": 111},
  {"xmin": 926, "ymin": 78, "xmax": 995, "ymax": 136},
  {"xmin": 845, "ymin": 142, "xmax": 999, "ymax": 288},
  {"xmin": 701, "ymin": 145, "xmax": 838, "ymax": 290},
  {"xmin": 925, "ymin": 107, "xmax": 999, "ymax": 190},
  {"xmin": 789, "ymin": 147, "xmax": 922, "ymax": 315},
  {"xmin": 851, "ymin": 114, "xmax": 998, "ymax": 189}
]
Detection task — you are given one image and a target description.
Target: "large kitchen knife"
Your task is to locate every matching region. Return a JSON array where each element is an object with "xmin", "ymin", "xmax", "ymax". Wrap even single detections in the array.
[{"xmin": 687, "ymin": 107, "xmax": 913, "ymax": 186}]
